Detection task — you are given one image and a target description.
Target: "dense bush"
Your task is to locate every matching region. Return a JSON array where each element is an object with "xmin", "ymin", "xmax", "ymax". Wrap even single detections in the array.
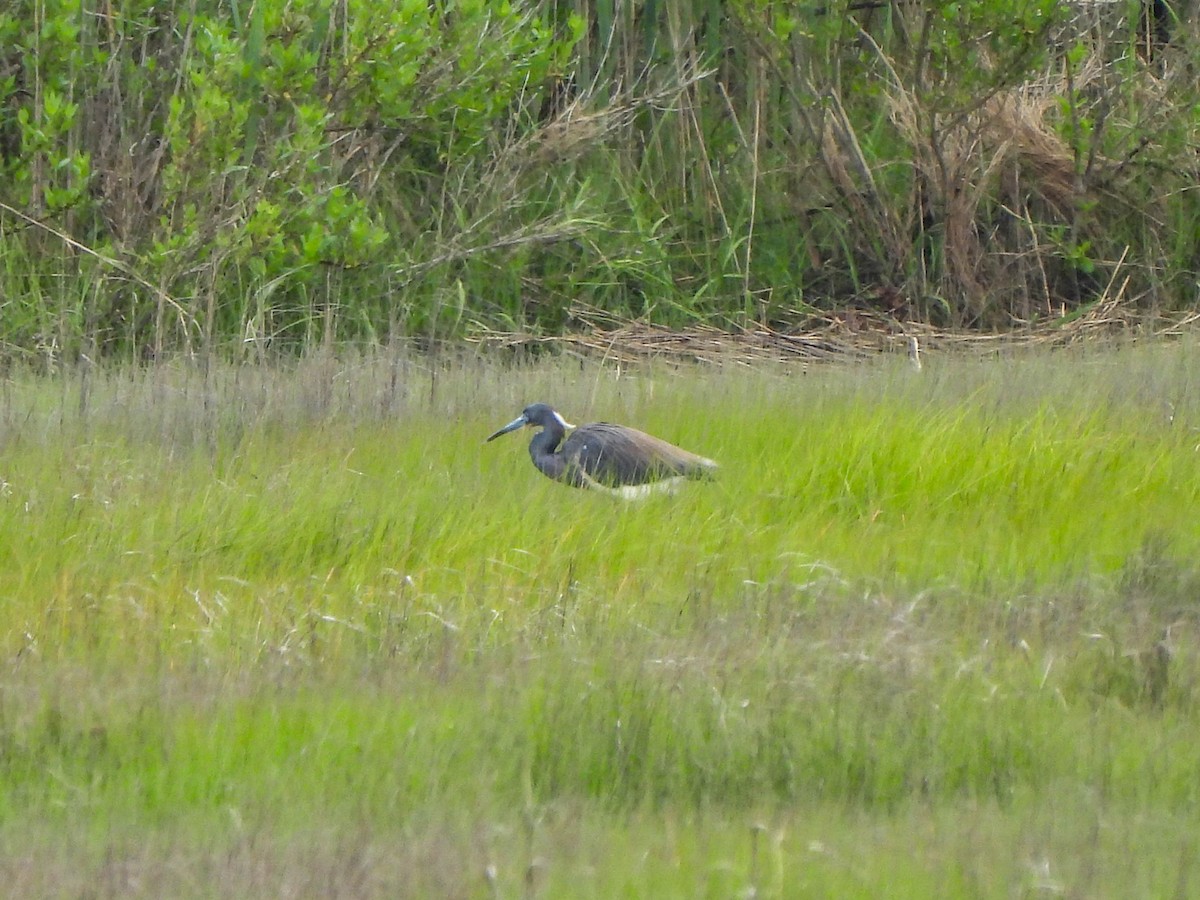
[{"xmin": 0, "ymin": 0, "xmax": 1197, "ymax": 357}]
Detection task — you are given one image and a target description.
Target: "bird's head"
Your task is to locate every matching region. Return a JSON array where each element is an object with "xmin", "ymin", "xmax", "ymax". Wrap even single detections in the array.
[{"xmin": 486, "ymin": 403, "xmax": 574, "ymax": 442}]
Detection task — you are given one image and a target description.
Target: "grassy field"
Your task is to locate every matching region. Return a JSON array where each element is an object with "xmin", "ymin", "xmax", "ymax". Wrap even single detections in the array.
[{"xmin": 1, "ymin": 341, "xmax": 1199, "ymax": 897}]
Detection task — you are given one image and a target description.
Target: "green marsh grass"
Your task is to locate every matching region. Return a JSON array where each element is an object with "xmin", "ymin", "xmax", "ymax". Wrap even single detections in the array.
[{"xmin": 1, "ymin": 343, "xmax": 1200, "ymax": 895}]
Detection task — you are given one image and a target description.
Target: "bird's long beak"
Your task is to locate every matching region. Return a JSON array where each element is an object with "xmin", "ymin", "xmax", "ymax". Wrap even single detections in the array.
[{"xmin": 485, "ymin": 413, "xmax": 529, "ymax": 442}]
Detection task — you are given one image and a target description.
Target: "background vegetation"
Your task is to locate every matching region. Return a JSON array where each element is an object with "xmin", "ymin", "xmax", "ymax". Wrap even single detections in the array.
[
  {"xmin": 0, "ymin": 343, "xmax": 1199, "ymax": 895},
  {"xmin": 1, "ymin": 0, "xmax": 1198, "ymax": 359}
]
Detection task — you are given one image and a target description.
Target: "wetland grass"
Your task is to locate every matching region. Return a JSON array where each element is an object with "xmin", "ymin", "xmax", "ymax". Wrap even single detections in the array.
[{"xmin": 0, "ymin": 342, "xmax": 1199, "ymax": 896}]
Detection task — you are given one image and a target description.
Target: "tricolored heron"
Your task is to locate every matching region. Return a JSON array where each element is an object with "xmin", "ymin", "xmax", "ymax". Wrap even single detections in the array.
[{"xmin": 486, "ymin": 403, "xmax": 718, "ymax": 498}]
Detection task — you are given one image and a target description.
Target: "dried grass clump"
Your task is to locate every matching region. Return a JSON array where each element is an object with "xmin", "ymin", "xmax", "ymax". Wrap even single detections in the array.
[
  {"xmin": 880, "ymin": 61, "xmax": 1114, "ymax": 324},
  {"xmin": 979, "ymin": 87, "xmax": 1079, "ymax": 220}
]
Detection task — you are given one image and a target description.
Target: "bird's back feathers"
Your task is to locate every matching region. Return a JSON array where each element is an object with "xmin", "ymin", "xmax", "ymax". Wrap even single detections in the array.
[{"xmin": 561, "ymin": 422, "xmax": 718, "ymax": 487}]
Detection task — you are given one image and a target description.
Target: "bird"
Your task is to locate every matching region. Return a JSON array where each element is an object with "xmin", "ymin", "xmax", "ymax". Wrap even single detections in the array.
[{"xmin": 486, "ymin": 403, "xmax": 718, "ymax": 498}]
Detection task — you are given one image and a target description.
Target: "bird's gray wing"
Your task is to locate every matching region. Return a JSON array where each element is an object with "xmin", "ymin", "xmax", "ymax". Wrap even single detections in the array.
[{"xmin": 562, "ymin": 423, "xmax": 717, "ymax": 486}]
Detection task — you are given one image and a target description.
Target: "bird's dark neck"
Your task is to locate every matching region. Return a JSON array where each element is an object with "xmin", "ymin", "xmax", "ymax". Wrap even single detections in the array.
[{"xmin": 529, "ymin": 425, "xmax": 567, "ymax": 480}]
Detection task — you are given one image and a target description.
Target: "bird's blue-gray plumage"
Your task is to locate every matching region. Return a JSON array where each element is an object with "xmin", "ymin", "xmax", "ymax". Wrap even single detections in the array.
[{"xmin": 486, "ymin": 403, "xmax": 717, "ymax": 493}]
